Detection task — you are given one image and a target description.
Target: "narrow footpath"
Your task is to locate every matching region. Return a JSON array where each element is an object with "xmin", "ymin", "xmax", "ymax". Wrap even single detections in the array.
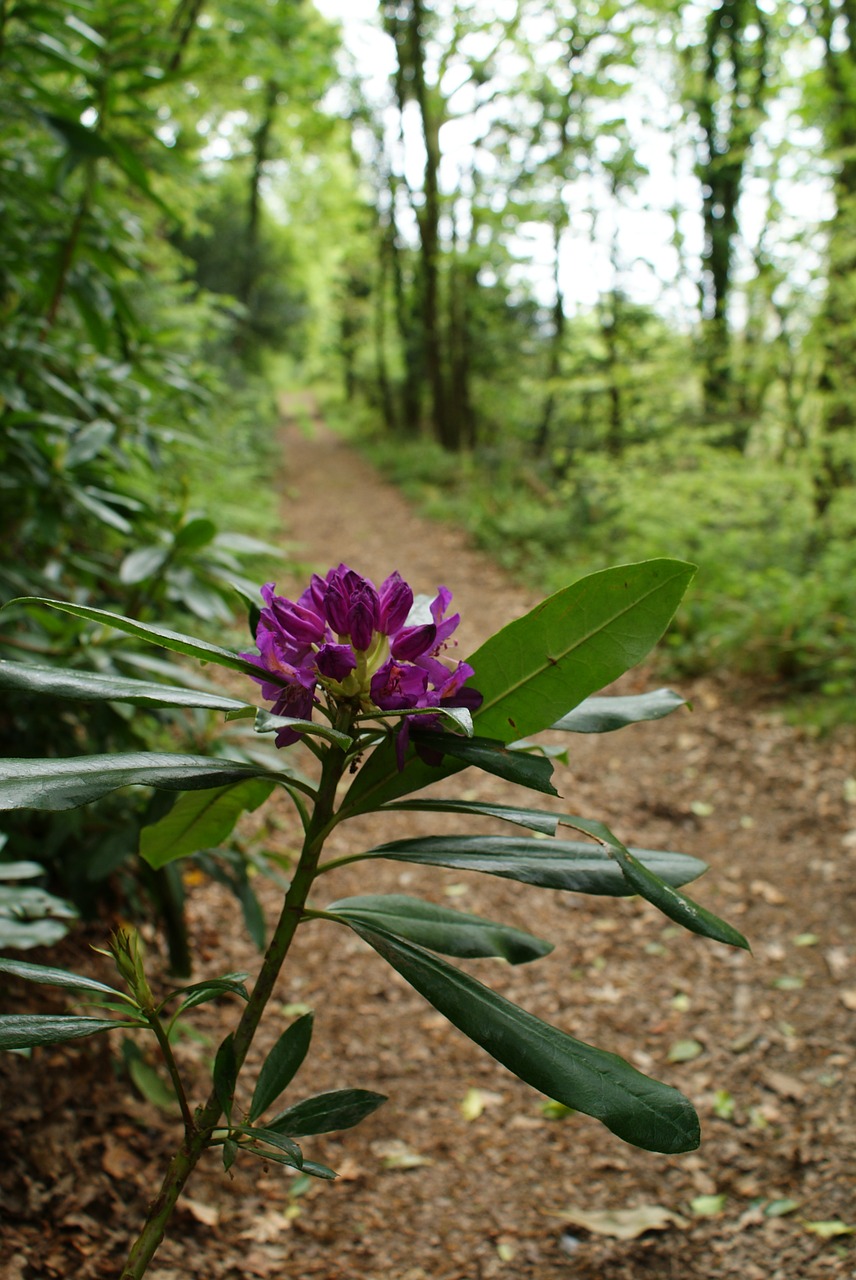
[{"xmin": 1, "ymin": 405, "xmax": 853, "ymax": 1280}]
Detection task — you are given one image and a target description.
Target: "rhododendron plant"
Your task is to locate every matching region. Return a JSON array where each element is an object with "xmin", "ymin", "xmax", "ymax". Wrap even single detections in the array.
[{"xmin": 0, "ymin": 559, "xmax": 746, "ymax": 1279}]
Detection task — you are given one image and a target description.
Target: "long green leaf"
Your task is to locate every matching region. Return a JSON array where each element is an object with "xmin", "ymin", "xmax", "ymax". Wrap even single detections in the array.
[
  {"xmin": 267, "ymin": 1089, "xmax": 387, "ymax": 1137},
  {"xmin": 0, "ymin": 1015, "xmax": 133, "ymax": 1050},
  {"xmin": 326, "ymin": 894, "xmax": 553, "ymax": 964},
  {"xmin": 0, "ymin": 956, "xmax": 124, "ymax": 997},
  {"xmin": 0, "ymin": 754, "xmax": 294, "ymax": 812},
  {"xmin": 470, "ymin": 560, "xmax": 696, "ymax": 742},
  {"xmin": 249, "ymin": 1013, "xmax": 314, "ymax": 1123},
  {"xmin": 238, "ymin": 1125, "xmax": 303, "ymax": 1167},
  {"xmin": 411, "ymin": 732, "xmax": 558, "ymax": 796},
  {"xmin": 347, "ymin": 924, "xmax": 699, "ymax": 1153},
  {"xmin": 564, "ymin": 816, "xmax": 750, "ymax": 950},
  {"xmin": 140, "ymin": 779, "xmax": 275, "ymax": 869},
  {"xmin": 0, "ymin": 660, "xmax": 251, "ymax": 713},
  {"xmin": 617, "ymin": 854, "xmax": 748, "ymax": 949},
  {"xmin": 253, "ymin": 711, "xmax": 353, "ymax": 749},
  {"xmin": 213, "ymin": 1033, "xmax": 237, "ymax": 1126},
  {"xmin": 340, "ymin": 835, "xmax": 707, "ymax": 895},
  {"xmin": 173, "ymin": 975, "xmax": 250, "ymax": 1015},
  {"xmin": 382, "ymin": 798, "xmax": 560, "ymax": 836},
  {"xmin": 551, "ymin": 688, "xmax": 688, "ymax": 734},
  {"xmin": 4, "ymin": 598, "xmax": 270, "ymax": 681}
]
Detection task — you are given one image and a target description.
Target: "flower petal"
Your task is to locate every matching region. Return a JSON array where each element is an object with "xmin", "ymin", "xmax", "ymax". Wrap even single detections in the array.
[{"xmin": 391, "ymin": 622, "xmax": 437, "ymax": 662}]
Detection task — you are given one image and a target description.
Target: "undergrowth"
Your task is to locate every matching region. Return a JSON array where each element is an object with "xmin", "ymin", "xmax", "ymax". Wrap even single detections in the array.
[{"xmin": 355, "ymin": 429, "xmax": 856, "ymax": 708}]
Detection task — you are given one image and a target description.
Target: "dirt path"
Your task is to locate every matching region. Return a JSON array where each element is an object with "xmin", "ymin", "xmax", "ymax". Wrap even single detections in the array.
[{"xmin": 2, "ymin": 406, "xmax": 854, "ymax": 1280}]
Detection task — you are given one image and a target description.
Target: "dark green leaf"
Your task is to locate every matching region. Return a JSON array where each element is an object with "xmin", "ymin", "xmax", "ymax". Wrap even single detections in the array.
[
  {"xmin": 347, "ymin": 835, "xmax": 708, "ymax": 895},
  {"xmin": 327, "ymin": 894, "xmax": 553, "ymax": 965},
  {"xmin": 174, "ymin": 517, "xmax": 217, "ymax": 550},
  {"xmin": 0, "ymin": 956, "xmax": 123, "ymax": 997},
  {"xmin": 253, "ymin": 711, "xmax": 352, "ymax": 749},
  {"xmin": 267, "ymin": 1089, "xmax": 387, "ymax": 1137},
  {"xmin": 0, "ymin": 753, "xmax": 292, "ymax": 812},
  {"xmin": 238, "ymin": 1125, "xmax": 303, "ymax": 1167},
  {"xmin": 411, "ymin": 732, "xmax": 558, "ymax": 796},
  {"xmin": 249, "ymin": 1013, "xmax": 315, "ymax": 1123},
  {"xmin": 568, "ymin": 818, "xmax": 749, "ymax": 950},
  {"xmin": 551, "ymin": 688, "xmax": 688, "ymax": 734},
  {"xmin": 300, "ymin": 1159, "xmax": 338, "ymax": 1180},
  {"xmin": 469, "ymin": 561, "xmax": 696, "ymax": 743},
  {"xmin": 348, "ymin": 925, "xmax": 699, "ymax": 1154},
  {"xmin": 140, "ymin": 779, "xmax": 275, "ymax": 869},
  {"xmin": 382, "ymin": 798, "xmax": 560, "ymax": 835},
  {"xmin": 0, "ymin": 659, "xmax": 251, "ymax": 713},
  {"xmin": 3, "ymin": 598, "xmax": 272, "ymax": 680},
  {"xmin": 213, "ymin": 1033, "xmax": 237, "ymax": 1125},
  {"xmin": 0, "ymin": 1015, "xmax": 132, "ymax": 1050},
  {"xmin": 172, "ymin": 975, "xmax": 250, "ymax": 1014}
]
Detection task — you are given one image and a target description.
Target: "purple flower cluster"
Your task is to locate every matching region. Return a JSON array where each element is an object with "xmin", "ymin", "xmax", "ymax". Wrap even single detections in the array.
[{"xmin": 242, "ymin": 564, "xmax": 481, "ymax": 751}]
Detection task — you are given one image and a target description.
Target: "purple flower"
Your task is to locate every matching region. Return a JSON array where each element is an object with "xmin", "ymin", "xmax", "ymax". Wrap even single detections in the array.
[{"xmin": 241, "ymin": 565, "xmax": 482, "ymax": 758}]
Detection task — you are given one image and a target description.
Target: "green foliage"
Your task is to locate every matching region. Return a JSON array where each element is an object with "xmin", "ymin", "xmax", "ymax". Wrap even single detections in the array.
[
  {"xmin": 361, "ymin": 432, "xmax": 855, "ymax": 695},
  {"xmin": 0, "ymin": 854, "xmax": 77, "ymax": 951},
  {"xmin": 0, "ymin": 0, "xmax": 316, "ymax": 955}
]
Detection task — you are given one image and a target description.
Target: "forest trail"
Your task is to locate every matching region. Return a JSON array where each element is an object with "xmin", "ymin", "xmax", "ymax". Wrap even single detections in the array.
[{"xmin": 1, "ymin": 401, "xmax": 854, "ymax": 1280}]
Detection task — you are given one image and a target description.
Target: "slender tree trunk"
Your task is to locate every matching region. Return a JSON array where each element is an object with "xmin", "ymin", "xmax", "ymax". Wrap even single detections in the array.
[
  {"xmin": 409, "ymin": 0, "xmax": 452, "ymax": 447},
  {"xmin": 813, "ymin": 0, "xmax": 856, "ymax": 514},
  {"xmin": 389, "ymin": 220, "xmax": 423, "ymax": 433},
  {"xmin": 169, "ymin": 0, "xmax": 206, "ymax": 73},
  {"xmin": 374, "ymin": 225, "xmax": 399, "ymax": 432},
  {"xmin": 693, "ymin": 0, "xmax": 769, "ymax": 436},
  {"xmin": 241, "ymin": 80, "xmax": 279, "ymax": 309},
  {"xmin": 534, "ymin": 219, "xmax": 566, "ymax": 458}
]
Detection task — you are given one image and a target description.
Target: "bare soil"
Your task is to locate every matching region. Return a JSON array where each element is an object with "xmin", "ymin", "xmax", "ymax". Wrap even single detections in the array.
[{"xmin": 2, "ymin": 402, "xmax": 855, "ymax": 1280}]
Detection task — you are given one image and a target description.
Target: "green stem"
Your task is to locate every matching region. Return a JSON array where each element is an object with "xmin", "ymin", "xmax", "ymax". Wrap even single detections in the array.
[
  {"xmin": 118, "ymin": 735, "xmax": 350, "ymax": 1280},
  {"xmin": 146, "ymin": 1013, "xmax": 194, "ymax": 1134}
]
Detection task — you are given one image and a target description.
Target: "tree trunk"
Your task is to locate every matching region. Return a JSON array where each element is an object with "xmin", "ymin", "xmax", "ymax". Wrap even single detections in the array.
[
  {"xmin": 409, "ymin": 0, "xmax": 452, "ymax": 447},
  {"xmin": 693, "ymin": 0, "xmax": 769, "ymax": 436},
  {"xmin": 813, "ymin": 0, "xmax": 856, "ymax": 514},
  {"xmin": 534, "ymin": 219, "xmax": 566, "ymax": 458}
]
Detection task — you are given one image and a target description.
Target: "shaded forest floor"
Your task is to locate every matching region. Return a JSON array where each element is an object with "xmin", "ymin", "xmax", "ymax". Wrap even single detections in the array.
[{"xmin": 2, "ymin": 400, "xmax": 855, "ymax": 1279}]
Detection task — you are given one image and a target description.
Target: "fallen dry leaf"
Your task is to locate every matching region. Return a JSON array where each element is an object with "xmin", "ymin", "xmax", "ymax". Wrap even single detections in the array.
[
  {"xmin": 181, "ymin": 1198, "xmax": 220, "ymax": 1227},
  {"xmin": 549, "ymin": 1204, "xmax": 689, "ymax": 1240},
  {"xmin": 100, "ymin": 1135, "xmax": 141, "ymax": 1181},
  {"xmin": 459, "ymin": 1087, "xmax": 503, "ymax": 1120},
  {"xmin": 760, "ymin": 1069, "xmax": 809, "ymax": 1101},
  {"xmin": 371, "ymin": 1139, "xmax": 433, "ymax": 1170},
  {"xmin": 751, "ymin": 879, "xmax": 786, "ymax": 905}
]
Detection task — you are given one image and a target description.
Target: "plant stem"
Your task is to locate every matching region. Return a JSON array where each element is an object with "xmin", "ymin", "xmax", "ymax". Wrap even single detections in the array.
[
  {"xmin": 118, "ymin": 737, "xmax": 349, "ymax": 1280},
  {"xmin": 145, "ymin": 1013, "xmax": 195, "ymax": 1135}
]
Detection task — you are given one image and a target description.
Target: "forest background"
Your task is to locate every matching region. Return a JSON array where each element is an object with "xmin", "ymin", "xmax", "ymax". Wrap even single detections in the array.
[{"xmin": 1, "ymin": 0, "xmax": 855, "ymax": 951}]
